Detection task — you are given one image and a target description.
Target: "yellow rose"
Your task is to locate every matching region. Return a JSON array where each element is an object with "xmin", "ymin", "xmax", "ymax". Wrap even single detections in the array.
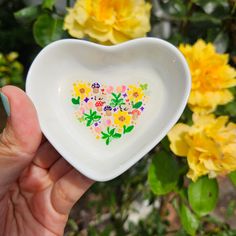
[
  {"xmin": 73, "ymin": 82, "xmax": 91, "ymax": 99},
  {"xmin": 168, "ymin": 114, "xmax": 236, "ymax": 181},
  {"xmin": 114, "ymin": 110, "xmax": 131, "ymax": 128},
  {"xmin": 64, "ymin": 0, "xmax": 151, "ymax": 44},
  {"xmin": 127, "ymin": 85, "xmax": 144, "ymax": 102},
  {"xmin": 179, "ymin": 39, "xmax": 236, "ymax": 114}
]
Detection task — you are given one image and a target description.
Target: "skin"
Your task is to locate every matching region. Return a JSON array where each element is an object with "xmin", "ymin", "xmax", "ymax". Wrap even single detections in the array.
[{"xmin": 0, "ymin": 86, "xmax": 94, "ymax": 236}]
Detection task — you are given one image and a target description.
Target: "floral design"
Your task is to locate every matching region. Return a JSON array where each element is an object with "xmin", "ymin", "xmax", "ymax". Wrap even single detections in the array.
[
  {"xmin": 63, "ymin": 0, "xmax": 151, "ymax": 45},
  {"xmin": 71, "ymin": 81, "xmax": 149, "ymax": 145},
  {"xmin": 73, "ymin": 82, "xmax": 91, "ymax": 99},
  {"xmin": 114, "ymin": 111, "xmax": 132, "ymax": 128},
  {"xmin": 127, "ymin": 85, "xmax": 144, "ymax": 103}
]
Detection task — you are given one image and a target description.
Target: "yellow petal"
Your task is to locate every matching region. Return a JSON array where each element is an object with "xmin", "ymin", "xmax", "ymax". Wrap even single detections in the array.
[{"xmin": 168, "ymin": 123, "xmax": 190, "ymax": 156}]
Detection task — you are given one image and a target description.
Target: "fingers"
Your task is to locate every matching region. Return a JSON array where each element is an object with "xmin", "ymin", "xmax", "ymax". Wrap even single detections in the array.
[
  {"xmin": 49, "ymin": 158, "xmax": 73, "ymax": 182},
  {"xmin": 33, "ymin": 141, "xmax": 60, "ymax": 169},
  {"xmin": 51, "ymin": 169, "xmax": 94, "ymax": 215},
  {"xmin": 0, "ymin": 86, "xmax": 42, "ymax": 196},
  {"xmin": 0, "ymin": 86, "xmax": 42, "ymax": 155}
]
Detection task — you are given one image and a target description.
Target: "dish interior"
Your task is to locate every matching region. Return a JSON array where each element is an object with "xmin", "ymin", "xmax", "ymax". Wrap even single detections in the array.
[{"xmin": 26, "ymin": 39, "xmax": 189, "ymax": 180}]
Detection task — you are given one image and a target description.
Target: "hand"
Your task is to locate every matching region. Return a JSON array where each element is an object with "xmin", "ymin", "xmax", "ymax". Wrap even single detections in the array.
[{"xmin": 0, "ymin": 86, "xmax": 94, "ymax": 236}]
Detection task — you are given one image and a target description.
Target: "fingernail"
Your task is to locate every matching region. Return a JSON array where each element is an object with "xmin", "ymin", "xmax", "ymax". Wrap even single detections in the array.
[{"xmin": 0, "ymin": 92, "xmax": 10, "ymax": 116}]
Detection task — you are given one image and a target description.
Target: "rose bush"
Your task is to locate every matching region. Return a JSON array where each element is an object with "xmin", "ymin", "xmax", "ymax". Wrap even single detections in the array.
[{"xmin": 1, "ymin": 0, "xmax": 236, "ymax": 235}]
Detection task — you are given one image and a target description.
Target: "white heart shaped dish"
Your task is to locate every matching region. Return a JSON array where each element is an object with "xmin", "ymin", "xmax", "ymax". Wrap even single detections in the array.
[{"xmin": 26, "ymin": 38, "xmax": 191, "ymax": 181}]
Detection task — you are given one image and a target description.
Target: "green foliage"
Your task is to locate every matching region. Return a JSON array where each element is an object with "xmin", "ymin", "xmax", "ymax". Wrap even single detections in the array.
[
  {"xmin": 42, "ymin": 0, "xmax": 56, "ymax": 10},
  {"xmin": 132, "ymin": 101, "xmax": 142, "ymax": 109},
  {"xmin": 71, "ymin": 96, "xmax": 80, "ymax": 105},
  {"xmin": 14, "ymin": 6, "xmax": 40, "ymax": 24},
  {"xmin": 123, "ymin": 125, "xmax": 134, "ymax": 134},
  {"xmin": 226, "ymin": 200, "xmax": 236, "ymax": 218},
  {"xmin": 148, "ymin": 151, "xmax": 179, "ymax": 195},
  {"xmin": 83, "ymin": 109, "xmax": 101, "ymax": 126},
  {"xmin": 0, "ymin": 52, "xmax": 24, "ymax": 87},
  {"xmin": 1, "ymin": 0, "xmax": 236, "ymax": 235},
  {"xmin": 33, "ymin": 14, "xmax": 65, "ymax": 47},
  {"xmin": 110, "ymin": 93, "xmax": 125, "ymax": 107},
  {"xmin": 228, "ymin": 171, "xmax": 236, "ymax": 186},
  {"xmin": 101, "ymin": 127, "xmax": 121, "ymax": 145},
  {"xmin": 188, "ymin": 176, "xmax": 219, "ymax": 216},
  {"xmin": 179, "ymin": 204, "xmax": 199, "ymax": 236}
]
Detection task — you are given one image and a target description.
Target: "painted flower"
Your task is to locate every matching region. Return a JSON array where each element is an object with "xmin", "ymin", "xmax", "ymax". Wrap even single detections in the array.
[
  {"xmin": 179, "ymin": 39, "xmax": 236, "ymax": 113},
  {"xmin": 116, "ymin": 85, "xmax": 126, "ymax": 93},
  {"xmin": 73, "ymin": 82, "xmax": 91, "ymax": 99},
  {"xmin": 114, "ymin": 111, "xmax": 131, "ymax": 128},
  {"xmin": 168, "ymin": 113, "xmax": 236, "ymax": 181},
  {"xmin": 127, "ymin": 85, "xmax": 144, "ymax": 102},
  {"xmin": 64, "ymin": 0, "xmax": 151, "ymax": 45},
  {"xmin": 106, "ymin": 86, "xmax": 114, "ymax": 94}
]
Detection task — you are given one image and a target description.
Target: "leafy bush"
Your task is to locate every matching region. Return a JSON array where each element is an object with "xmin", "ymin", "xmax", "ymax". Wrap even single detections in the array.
[{"xmin": 1, "ymin": 0, "xmax": 236, "ymax": 235}]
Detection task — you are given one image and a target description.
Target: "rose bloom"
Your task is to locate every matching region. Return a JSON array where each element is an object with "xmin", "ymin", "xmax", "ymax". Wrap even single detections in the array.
[
  {"xmin": 64, "ymin": 0, "xmax": 151, "ymax": 44},
  {"xmin": 179, "ymin": 40, "xmax": 236, "ymax": 114},
  {"xmin": 168, "ymin": 114, "xmax": 236, "ymax": 181}
]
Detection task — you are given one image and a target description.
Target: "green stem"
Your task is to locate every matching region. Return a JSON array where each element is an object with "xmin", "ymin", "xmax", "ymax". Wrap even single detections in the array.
[{"xmin": 66, "ymin": 0, "xmax": 71, "ymax": 7}]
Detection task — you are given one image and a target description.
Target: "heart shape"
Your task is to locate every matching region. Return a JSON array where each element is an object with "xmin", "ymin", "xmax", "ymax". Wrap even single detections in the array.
[
  {"xmin": 71, "ymin": 81, "xmax": 150, "ymax": 145},
  {"xmin": 26, "ymin": 38, "xmax": 191, "ymax": 181}
]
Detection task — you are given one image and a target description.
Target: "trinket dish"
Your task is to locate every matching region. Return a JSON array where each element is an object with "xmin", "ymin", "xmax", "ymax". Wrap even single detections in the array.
[{"xmin": 26, "ymin": 38, "xmax": 191, "ymax": 181}]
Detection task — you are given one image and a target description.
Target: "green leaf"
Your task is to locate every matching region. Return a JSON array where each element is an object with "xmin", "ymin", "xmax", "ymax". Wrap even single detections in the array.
[
  {"xmin": 71, "ymin": 96, "xmax": 80, "ymax": 105},
  {"xmin": 123, "ymin": 125, "xmax": 134, "ymax": 134},
  {"xmin": 192, "ymin": 0, "xmax": 229, "ymax": 15},
  {"xmin": 179, "ymin": 204, "xmax": 199, "ymax": 236},
  {"xmin": 140, "ymin": 83, "xmax": 148, "ymax": 90},
  {"xmin": 160, "ymin": 0, "xmax": 187, "ymax": 17},
  {"xmin": 14, "ymin": 6, "xmax": 40, "ymax": 24},
  {"xmin": 214, "ymin": 31, "xmax": 229, "ymax": 53},
  {"xmin": 229, "ymin": 171, "xmax": 236, "ymax": 186},
  {"xmin": 94, "ymin": 115, "xmax": 101, "ymax": 120},
  {"xmin": 33, "ymin": 14, "xmax": 65, "ymax": 47},
  {"xmin": 188, "ymin": 176, "xmax": 219, "ymax": 216},
  {"xmin": 112, "ymin": 93, "xmax": 117, "ymax": 98},
  {"xmin": 106, "ymin": 138, "xmax": 110, "ymax": 145},
  {"xmin": 189, "ymin": 13, "xmax": 221, "ymax": 24},
  {"xmin": 132, "ymin": 101, "xmax": 142, "ymax": 109},
  {"xmin": 42, "ymin": 0, "xmax": 56, "ymax": 10},
  {"xmin": 113, "ymin": 133, "xmax": 121, "ymax": 138},
  {"xmin": 215, "ymin": 100, "xmax": 236, "ymax": 117},
  {"xmin": 148, "ymin": 151, "xmax": 179, "ymax": 195},
  {"xmin": 109, "ymin": 128, "xmax": 115, "ymax": 135},
  {"xmin": 86, "ymin": 120, "xmax": 93, "ymax": 127},
  {"xmin": 101, "ymin": 132, "xmax": 109, "ymax": 139},
  {"xmin": 226, "ymin": 200, "xmax": 236, "ymax": 218}
]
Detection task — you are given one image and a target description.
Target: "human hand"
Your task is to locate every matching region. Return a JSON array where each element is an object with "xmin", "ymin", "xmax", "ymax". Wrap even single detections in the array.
[{"xmin": 0, "ymin": 86, "xmax": 94, "ymax": 236}]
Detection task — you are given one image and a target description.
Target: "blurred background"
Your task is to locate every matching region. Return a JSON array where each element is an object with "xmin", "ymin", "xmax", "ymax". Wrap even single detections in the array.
[{"xmin": 0, "ymin": 0, "xmax": 236, "ymax": 235}]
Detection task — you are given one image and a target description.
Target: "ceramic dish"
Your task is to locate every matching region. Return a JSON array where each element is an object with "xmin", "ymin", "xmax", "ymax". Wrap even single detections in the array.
[{"xmin": 26, "ymin": 38, "xmax": 191, "ymax": 181}]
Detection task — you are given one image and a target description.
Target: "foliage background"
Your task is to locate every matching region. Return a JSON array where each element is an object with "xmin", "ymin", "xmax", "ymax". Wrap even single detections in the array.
[{"xmin": 0, "ymin": 0, "xmax": 236, "ymax": 235}]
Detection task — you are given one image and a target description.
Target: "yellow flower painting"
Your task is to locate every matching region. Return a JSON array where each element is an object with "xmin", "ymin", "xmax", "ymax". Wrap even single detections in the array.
[
  {"xmin": 127, "ymin": 85, "xmax": 144, "ymax": 103},
  {"xmin": 113, "ymin": 111, "xmax": 132, "ymax": 128},
  {"xmin": 73, "ymin": 82, "xmax": 91, "ymax": 99}
]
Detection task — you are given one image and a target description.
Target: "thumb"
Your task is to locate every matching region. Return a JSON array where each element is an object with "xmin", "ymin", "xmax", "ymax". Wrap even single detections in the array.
[{"xmin": 0, "ymin": 86, "xmax": 42, "ymax": 195}]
